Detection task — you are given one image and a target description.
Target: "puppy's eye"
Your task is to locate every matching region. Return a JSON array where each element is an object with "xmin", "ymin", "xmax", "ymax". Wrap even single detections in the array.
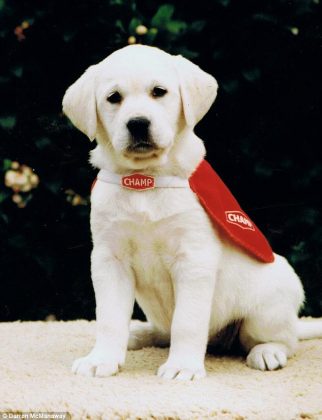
[
  {"xmin": 152, "ymin": 86, "xmax": 168, "ymax": 98},
  {"xmin": 107, "ymin": 91, "xmax": 122, "ymax": 104}
]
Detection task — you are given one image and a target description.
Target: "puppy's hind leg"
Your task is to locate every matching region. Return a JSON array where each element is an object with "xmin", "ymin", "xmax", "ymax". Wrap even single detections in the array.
[
  {"xmin": 239, "ymin": 304, "xmax": 298, "ymax": 371},
  {"xmin": 128, "ymin": 320, "xmax": 170, "ymax": 350}
]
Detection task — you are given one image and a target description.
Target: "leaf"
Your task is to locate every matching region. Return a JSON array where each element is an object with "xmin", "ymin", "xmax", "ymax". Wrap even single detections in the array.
[
  {"xmin": 176, "ymin": 47, "xmax": 199, "ymax": 59},
  {"xmin": 115, "ymin": 19, "xmax": 126, "ymax": 33},
  {"xmin": 43, "ymin": 179, "xmax": 63, "ymax": 195},
  {"xmin": 0, "ymin": 213, "xmax": 9, "ymax": 224},
  {"xmin": 35, "ymin": 137, "xmax": 51, "ymax": 150},
  {"xmin": 252, "ymin": 13, "xmax": 278, "ymax": 25},
  {"xmin": 289, "ymin": 241, "xmax": 309, "ymax": 264},
  {"xmin": 145, "ymin": 27, "xmax": 158, "ymax": 44},
  {"xmin": 190, "ymin": 20, "xmax": 206, "ymax": 32},
  {"xmin": 63, "ymin": 31, "xmax": 76, "ymax": 42},
  {"xmin": 166, "ymin": 20, "xmax": 187, "ymax": 35},
  {"xmin": 212, "ymin": 49, "xmax": 224, "ymax": 61},
  {"xmin": 300, "ymin": 208, "xmax": 320, "ymax": 226},
  {"xmin": 221, "ymin": 79, "xmax": 239, "ymax": 94},
  {"xmin": 218, "ymin": 0, "xmax": 230, "ymax": 6},
  {"xmin": 0, "ymin": 0, "xmax": 5, "ymax": 11},
  {"xmin": 151, "ymin": 4, "xmax": 175, "ymax": 28},
  {"xmin": 0, "ymin": 116, "xmax": 16, "ymax": 130},
  {"xmin": 0, "ymin": 29, "xmax": 8, "ymax": 38},
  {"xmin": 254, "ymin": 162, "xmax": 273, "ymax": 178},
  {"xmin": 0, "ymin": 75, "xmax": 10, "ymax": 83},
  {"xmin": 0, "ymin": 191, "xmax": 10, "ymax": 203},
  {"xmin": 242, "ymin": 68, "xmax": 261, "ymax": 82},
  {"xmin": 3, "ymin": 159, "xmax": 12, "ymax": 171},
  {"xmin": 8, "ymin": 234, "xmax": 28, "ymax": 249},
  {"xmin": 292, "ymin": 241, "xmax": 306, "ymax": 252},
  {"xmin": 11, "ymin": 65, "xmax": 23, "ymax": 78}
]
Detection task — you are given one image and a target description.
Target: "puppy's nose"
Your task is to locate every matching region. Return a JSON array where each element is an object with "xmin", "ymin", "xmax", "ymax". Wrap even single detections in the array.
[{"xmin": 127, "ymin": 117, "xmax": 151, "ymax": 139}]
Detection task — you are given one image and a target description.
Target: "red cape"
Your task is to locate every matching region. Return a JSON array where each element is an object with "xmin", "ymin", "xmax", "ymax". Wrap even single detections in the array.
[
  {"xmin": 91, "ymin": 160, "xmax": 274, "ymax": 263},
  {"xmin": 189, "ymin": 160, "xmax": 274, "ymax": 263}
]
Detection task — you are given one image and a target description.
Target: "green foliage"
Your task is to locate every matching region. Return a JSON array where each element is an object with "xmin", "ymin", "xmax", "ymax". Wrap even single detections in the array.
[
  {"xmin": 0, "ymin": 0, "xmax": 321, "ymax": 320},
  {"xmin": 0, "ymin": 116, "xmax": 16, "ymax": 130},
  {"xmin": 151, "ymin": 4, "xmax": 175, "ymax": 26}
]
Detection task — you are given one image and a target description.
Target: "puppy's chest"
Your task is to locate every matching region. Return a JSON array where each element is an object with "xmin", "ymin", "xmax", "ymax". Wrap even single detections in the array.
[
  {"xmin": 112, "ymin": 219, "xmax": 174, "ymax": 275},
  {"xmin": 92, "ymin": 184, "xmax": 204, "ymax": 265},
  {"xmin": 91, "ymin": 183, "xmax": 211, "ymax": 287}
]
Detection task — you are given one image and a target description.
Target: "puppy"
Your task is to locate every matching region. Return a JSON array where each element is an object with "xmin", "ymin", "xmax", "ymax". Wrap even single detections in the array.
[{"xmin": 63, "ymin": 45, "xmax": 322, "ymax": 380}]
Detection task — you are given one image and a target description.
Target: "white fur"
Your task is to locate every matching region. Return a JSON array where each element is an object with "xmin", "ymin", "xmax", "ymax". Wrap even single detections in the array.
[{"xmin": 63, "ymin": 45, "xmax": 319, "ymax": 381}]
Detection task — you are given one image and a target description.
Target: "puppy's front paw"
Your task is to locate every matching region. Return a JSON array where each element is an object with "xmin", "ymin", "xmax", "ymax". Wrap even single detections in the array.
[
  {"xmin": 157, "ymin": 361, "xmax": 206, "ymax": 380},
  {"xmin": 246, "ymin": 343, "xmax": 287, "ymax": 371},
  {"xmin": 72, "ymin": 354, "xmax": 120, "ymax": 377}
]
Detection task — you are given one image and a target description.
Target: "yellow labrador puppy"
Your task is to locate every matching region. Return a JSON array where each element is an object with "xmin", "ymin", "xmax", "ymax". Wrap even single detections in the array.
[{"xmin": 63, "ymin": 45, "xmax": 322, "ymax": 380}]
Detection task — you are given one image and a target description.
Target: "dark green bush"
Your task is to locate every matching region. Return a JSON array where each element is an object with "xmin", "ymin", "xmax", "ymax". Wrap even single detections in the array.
[{"xmin": 1, "ymin": 0, "xmax": 321, "ymax": 320}]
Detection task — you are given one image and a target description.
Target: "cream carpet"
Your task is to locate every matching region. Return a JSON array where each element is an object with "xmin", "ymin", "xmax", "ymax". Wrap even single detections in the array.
[{"xmin": 0, "ymin": 320, "xmax": 322, "ymax": 420}]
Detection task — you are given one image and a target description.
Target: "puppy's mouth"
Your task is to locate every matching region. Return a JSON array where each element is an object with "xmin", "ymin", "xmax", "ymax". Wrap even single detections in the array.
[
  {"xmin": 127, "ymin": 141, "xmax": 157, "ymax": 154},
  {"xmin": 124, "ymin": 139, "xmax": 162, "ymax": 160}
]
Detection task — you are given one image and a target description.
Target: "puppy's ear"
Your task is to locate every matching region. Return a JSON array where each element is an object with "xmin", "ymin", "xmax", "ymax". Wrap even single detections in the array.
[
  {"xmin": 174, "ymin": 55, "xmax": 218, "ymax": 128},
  {"xmin": 62, "ymin": 65, "xmax": 97, "ymax": 141}
]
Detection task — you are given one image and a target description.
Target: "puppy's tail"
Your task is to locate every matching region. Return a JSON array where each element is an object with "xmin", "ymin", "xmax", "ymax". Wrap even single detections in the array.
[{"xmin": 297, "ymin": 318, "xmax": 322, "ymax": 340}]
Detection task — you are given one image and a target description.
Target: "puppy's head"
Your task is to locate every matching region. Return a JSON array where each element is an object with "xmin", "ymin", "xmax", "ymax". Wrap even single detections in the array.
[{"xmin": 63, "ymin": 45, "xmax": 217, "ymax": 170}]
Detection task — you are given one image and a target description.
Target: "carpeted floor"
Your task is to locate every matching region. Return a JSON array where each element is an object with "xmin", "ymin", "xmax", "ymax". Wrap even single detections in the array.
[{"xmin": 0, "ymin": 320, "xmax": 322, "ymax": 420}]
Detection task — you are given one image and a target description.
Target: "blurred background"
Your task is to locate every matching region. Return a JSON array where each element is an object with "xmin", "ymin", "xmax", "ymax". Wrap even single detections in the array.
[{"xmin": 0, "ymin": 0, "xmax": 321, "ymax": 321}]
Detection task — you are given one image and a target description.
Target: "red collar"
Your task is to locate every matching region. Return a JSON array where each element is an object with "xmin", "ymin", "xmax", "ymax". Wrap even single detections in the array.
[{"xmin": 96, "ymin": 169, "xmax": 189, "ymax": 190}]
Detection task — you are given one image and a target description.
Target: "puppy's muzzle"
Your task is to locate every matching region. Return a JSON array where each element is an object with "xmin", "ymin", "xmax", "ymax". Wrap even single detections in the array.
[{"xmin": 126, "ymin": 117, "xmax": 157, "ymax": 153}]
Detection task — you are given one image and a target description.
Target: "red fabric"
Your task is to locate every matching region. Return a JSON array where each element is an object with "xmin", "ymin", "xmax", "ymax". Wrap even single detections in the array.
[{"xmin": 189, "ymin": 160, "xmax": 274, "ymax": 263}]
